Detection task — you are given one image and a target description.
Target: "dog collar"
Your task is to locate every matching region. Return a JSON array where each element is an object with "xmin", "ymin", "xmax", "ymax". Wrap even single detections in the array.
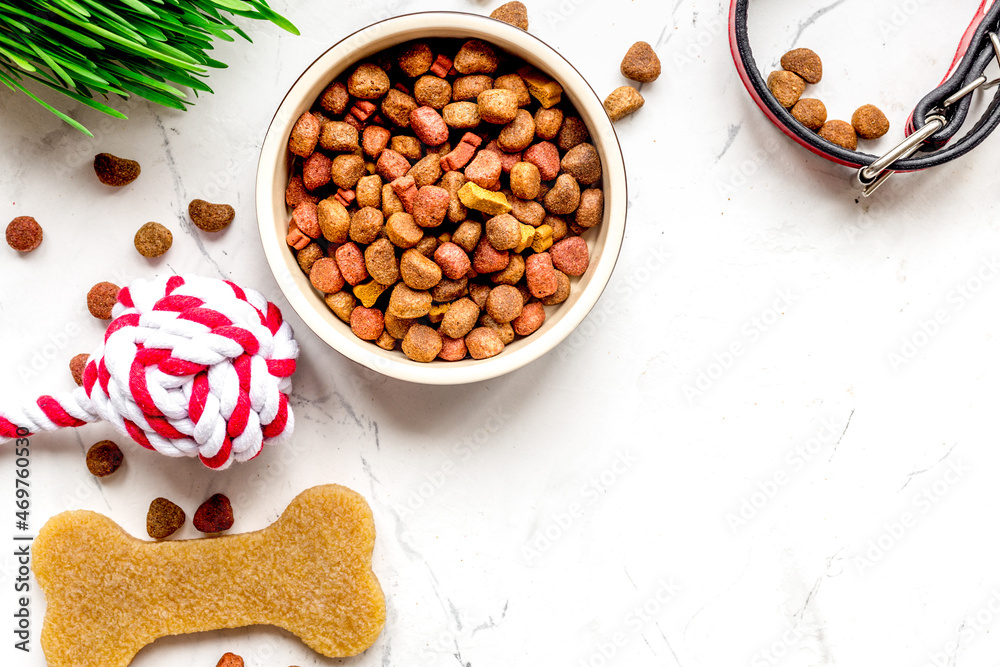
[{"xmin": 729, "ymin": 0, "xmax": 1000, "ymax": 196}]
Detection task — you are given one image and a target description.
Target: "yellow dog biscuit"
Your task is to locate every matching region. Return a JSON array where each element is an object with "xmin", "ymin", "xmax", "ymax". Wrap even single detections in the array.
[{"xmin": 33, "ymin": 484, "xmax": 385, "ymax": 667}]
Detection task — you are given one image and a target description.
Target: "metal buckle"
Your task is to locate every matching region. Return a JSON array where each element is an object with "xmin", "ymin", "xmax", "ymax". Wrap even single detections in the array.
[{"xmin": 855, "ymin": 32, "xmax": 1000, "ymax": 198}]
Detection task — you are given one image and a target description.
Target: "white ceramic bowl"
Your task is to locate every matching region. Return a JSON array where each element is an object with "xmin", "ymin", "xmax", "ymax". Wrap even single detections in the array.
[{"xmin": 256, "ymin": 11, "xmax": 627, "ymax": 385}]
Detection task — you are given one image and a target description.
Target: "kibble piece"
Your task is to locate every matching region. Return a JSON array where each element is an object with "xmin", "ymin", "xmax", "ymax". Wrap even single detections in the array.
[
  {"xmin": 486, "ymin": 213, "xmax": 522, "ymax": 250},
  {"xmin": 517, "ymin": 65, "xmax": 563, "ymax": 108},
  {"xmin": 413, "ymin": 185, "xmax": 451, "ymax": 228},
  {"xmin": 350, "ymin": 206, "xmax": 384, "ymax": 245},
  {"xmin": 512, "ymin": 301, "xmax": 546, "ymax": 336},
  {"xmin": 87, "ymin": 281, "xmax": 120, "ymax": 319},
  {"xmin": 94, "ymin": 152, "xmax": 140, "ymax": 186},
  {"xmin": 453, "ymin": 75, "xmax": 495, "ymax": 102},
  {"xmin": 320, "ymin": 81, "xmax": 350, "ymax": 115},
  {"xmin": 318, "ymin": 198, "xmax": 351, "ymax": 243},
  {"xmin": 331, "ymin": 154, "xmax": 367, "ymax": 189},
  {"xmin": 473, "ymin": 237, "xmax": 510, "ymax": 274},
  {"xmin": 439, "ymin": 297, "xmax": 480, "ymax": 339},
  {"xmin": 478, "ymin": 89, "xmax": 520, "ymax": 124},
  {"xmin": 310, "ymin": 257, "xmax": 346, "ymax": 294},
  {"xmin": 523, "ymin": 141, "xmax": 561, "ymax": 181},
  {"xmin": 604, "ymin": 86, "xmax": 645, "ymax": 121},
  {"xmin": 498, "ymin": 109, "xmax": 536, "ymax": 152},
  {"xmin": 852, "ymin": 105, "xmax": 890, "ymax": 140},
  {"xmin": 216, "ymin": 653, "xmax": 244, "ymax": 667},
  {"xmin": 193, "ymin": 493, "xmax": 234, "ymax": 533},
  {"xmin": 382, "ymin": 89, "xmax": 419, "ymax": 128},
  {"xmin": 399, "ymin": 41, "xmax": 434, "ymax": 77},
  {"xmin": 561, "ymin": 143, "xmax": 602, "ymax": 185},
  {"xmin": 541, "ymin": 269, "xmax": 571, "ymax": 305},
  {"xmin": 494, "ymin": 74, "xmax": 531, "ymax": 107},
  {"xmin": 325, "ymin": 291, "xmax": 357, "ymax": 323},
  {"xmin": 354, "ymin": 280, "xmax": 391, "ymax": 308},
  {"xmin": 297, "ymin": 243, "xmax": 325, "ymax": 274},
  {"xmin": 364, "ymin": 238, "xmax": 400, "ymax": 285},
  {"xmin": 376, "ymin": 331, "xmax": 397, "ymax": 351},
  {"xmin": 147, "ymin": 498, "xmax": 185, "ymax": 539},
  {"xmin": 414, "ymin": 75, "xmax": 453, "ymax": 109},
  {"xmin": 557, "ymin": 115, "xmax": 589, "ymax": 151},
  {"xmin": 288, "ymin": 112, "xmax": 321, "ymax": 157},
  {"xmin": 454, "ymin": 39, "xmax": 500, "ymax": 75},
  {"xmin": 415, "ymin": 235, "xmax": 439, "ymax": 259},
  {"xmin": 438, "ymin": 335, "xmax": 468, "ymax": 361},
  {"xmin": 575, "ymin": 189, "xmax": 604, "ymax": 228},
  {"xmin": 491, "ymin": 1, "xmax": 529, "ymax": 29},
  {"xmin": 410, "ymin": 106, "xmax": 450, "ymax": 146},
  {"xmin": 535, "ymin": 107, "xmax": 564, "ymax": 140},
  {"xmin": 286, "ymin": 175, "xmax": 319, "ymax": 207},
  {"xmin": 465, "ymin": 327, "xmax": 505, "ymax": 359},
  {"xmin": 384, "ymin": 311, "xmax": 415, "ymax": 339},
  {"xmin": 292, "ymin": 202, "xmax": 321, "ymax": 239},
  {"xmin": 544, "ymin": 174, "xmax": 581, "ymax": 215},
  {"xmin": 432, "ymin": 277, "xmax": 468, "ymax": 303},
  {"xmin": 780, "ymin": 48, "xmax": 823, "ymax": 84},
  {"xmin": 69, "ymin": 353, "xmax": 89, "ymax": 386},
  {"xmin": 791, "ymin": 98, "xmax": 827, "ymax": 131},
  {"xmin": 492, "ymin": 252, "xmax": 526, "ymax": 285},
  {"xmin": 452, "ymin": 221, "xmax": 482, "ymax": 253},
  {"xmin": 356, "ymin": 174, "xmax": 383, "ymax": 209},
  {"xmin": 525, "ymin": 253, "xmax": 559, "ymax": 298},
  {"xmin": 5, "ymin": 216, "xmax": 43, "ymax": 252},
  {"xmin": 511, "ymin": 197, "xmax": 546, "ymax": 227},
  {"xmin": 86, "ymin": 440, "xmax": 123, "ymax": 477},
  {"xmin": 465, "ymin": 150, "xmax": 503, "ymax": 189},
  {"xmin": 529, "ymin": 224, "xmax": 554, "ymax": 253},
  {"xmin": 400, "ymin": 248, "xmax": 443, "ymax": 290},
  {"xmin": 818, "ymin": 120, "xmax": 858, "ymax": 150},
  {"xmin": 408, "ymin": 153, "xmax": 443, "ymax": 190},
  {"xmin": 388, "ymin": 283, "xmax": 433, "ymax": 318},
  {"xmin": 510, "ymin": 162, "xmax": 541, "ymax": 200},
  {"xmin": 458, "ymin": 182, "xmax": 511, "ymax": 216},
  {"xmin": 434, "ymin": 242, "xmax": 472, "ymax": 280},
  {"xmin": 767, "ymin": 71, "xmax": 805, "ymax": 108},
  {"xmin": 363, "ymin": 126, "xmax": 392, "ymax": 160},
  {"xmin": 188, "ymin": 199, "xmax": 235, "ymax": 233},
  {"xmin": 348, "ymin": 63, "xmax": 391, "ymax": 99},
  {"xmin": 351, "ymin": 306, "xmax": 385, "ymax": 341},
  {"xmin": 335, "ymin": 243, "xmax": 370, "ymax": 286},
  {"xmin": 443, "ymin": 101, "xmax": 482, "ymax": 129},
  {"xmin": 479, "ymin": 313, "xmax": 515, "ymax": 345},
  {"xmin": 621, "ymin": 41, "xmax": 661, "ymax": 83},
  {"xmin": 546, "ymin": 214, "xmax": 568, "ymax": 241},
  {"xmin": 385, "ymin": 212, "xmax": 423, "ymax": 248},
  {"xmin": 320, "ymin": 121, "xmax": 360, "ymax": 152},
  {"xmin": 549, "ymin": 236, "xmax": 590, "ymax": 276},
  {"xmin": 402, "ymin": 324, "xmax": 443, "ymax": 362},
  {"xmin": 485, "ymin": 284, "xmax": 524, "ymax": 323},
  {"xmin": 134, "ymin": 222, "xmax": 172, "ymax": 258}
]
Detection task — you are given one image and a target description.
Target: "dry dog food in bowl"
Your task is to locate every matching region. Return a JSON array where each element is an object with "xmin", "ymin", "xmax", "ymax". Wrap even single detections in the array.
[{"xmin": 256, "ymin": 13, "xmax": 627, "ymax": 384}]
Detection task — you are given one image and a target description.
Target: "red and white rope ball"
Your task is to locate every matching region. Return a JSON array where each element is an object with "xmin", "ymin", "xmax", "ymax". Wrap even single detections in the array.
[{"xmin": 0, "ymin": 275, "xmax": 299, "ymax": 470}]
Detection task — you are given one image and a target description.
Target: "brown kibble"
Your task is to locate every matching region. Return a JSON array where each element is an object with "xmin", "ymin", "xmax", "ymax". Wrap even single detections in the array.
[
  {"xmin": 544, "ymin": 174, "xmax": 581, "ymax": 215},
  {"xmin": 134, "ymin": 222, "xmax": 172, "ymax": 258},
  {"xmin": 216, "ymin": 653, "xmax": 244, "ymax": 667},
  {"xmin": 382, "ymin": 88, "xmax": 420, "ymax": 128},
  {"xmin": 399, "ymin": 41, "xmax": 434, "ymax": 78},
  {"xmin": 348, "ymin": 63, "xmax": 391, "ymax": 99},
  {"xmin": 510, "ymin": 162, "xmax": 541, "ymax": 200},
  {"xmin": 492, "ymin": 252, "xmax": 525, "ymax": 285},
  {"xmin": 388, "ymin": 283, "xmax": 433, "ymax": 318},
  {"xmin": 384, "ymin": 311, "xmax": 415, "ymax": 339},
  {"xmin": 5, "ymin": 216, "xmax": 43, "ymax": 252},
  {"xmin": 391, "ymin": 135, "xmax": 423, "ymax": 161},
  {"xmin": 318, "ymin": 198, "xmax": 351, "ymax": 243},
  {"xmin": 86, "ymin": 440, "xmax": 123, "ymax": 477},
  {"xmin": 439, "ymin": 297, "xmax": 480, "ymax": 339},
  {"xmin": 791, "ymin": 98, "xmax": 827, "ymax": 131},
  {"xmin": 561, "ymin": 143, "xmax": 602, "ymax": 186},
  {"xmin": 780, "ymin": 48, "xmax": 823, "ymax": 84},
  {"xmin": 376, "ymin": 331, "xmax": 397, "ymax": 351},
  {"xmin": 818, "ymin": 120, "xmax": 858, "ymax": 150},
  {"xmin": 557, "ymin": 116, "xmax": 589, "ymax": 151},
  {"xmin": 386, "ymin": 212, "xmax": 423, "ymax": 248},
  {"xmin": 485, "ymin": 284, "xmax": 524, "ymax": 323},
  {"xmin": 87, "ymin": 282, "xmax": 120, "ymax": 319},
  {"xmin": 364, "ymin": 238, "xmax": 400, "ymax": 285},
  {"xmin": 188, "ymin": 199, "xmax": 235, "ymax": 233},
  {"xmin": 325, "ymin": 291, "xmax": 357, "ymax": 323},
  {"xmin": 356, "ymin": 174, "xmax": 383, "ymax": 209},
  {"xmin": 297, "ymin": 243, "xmax": 325, "ymax": 274},
  {"xmin": 604, "ymin": 86, "xmax": 645, "ymax": 121},
  {"xmin": 465, "ymin": 327, "xmax": 505, "ymax": 359},
  {"xmin": 491, "ymin": 1, "xmax": 529, "ymax": 29},
  {"xmin": 402, "ymin": 324, "xmax": 443, "ymax": 362},
  {"xmin": 767, "ymin": 70, "xmax": 805, "ymax": 108},
  {"xmin": 621, "ymin": 41, "xmax": 661, "ymax": 83},
  {"xmin": 453, "ymin": 75, "xmax": 495, "ymax": 101},
  {"xmin": 479, "ymin": 313, "xmax": 515, "ymax": 344},
  {"xmin": 535, "ymin": 107, "xmax": 564, "ymax": 141},
  {"xmin": 319, "ymin": 121, "xmax": 360, "ymax": 152},
  {"xmin": 452, "ymin": 221, "xmax": 482, "ymax": 253},
  {"xmin": 454, "ymin": 39, "xmax": 500, "ymax": 75},
  {"xmin": 320, "ymin": 81, "xmax": 350, "ymax": 115},
  {"xmin": 400, "ymin": 248, "xmax": 443, "ymax": 290},
  {"xmin": 350, "ymin": 206, "xmax": 384, "ymax": 245},
  {"xmin": 498, "ymin": 109, "xmax": 536, "ymax": 152},
  {"xmin": 93, "ymin": 152, "xmax": 140, "ymax": 186},
  {"xmin": 541, "ymin": 269, "xmax": 571, "ymax": 305},
  {"xmin": 288, "ymin": 112, "xmax": 321, "ymax": 157},
  {"xmin": 494, "ymin": 74, "xmax": 531, "ymax": 107},
  {"xmin": 442, "ymin": 101, "xmax": 482, "ymax": 129},
  {"xmin": 69, "ymin": 354, "xmax": 89, "ymax": 386},
  {"xmin": 408, "ymin": 154, "xmax": 443, "ymax": 188},
  {"xmin": 486, "ymin": 213, "xmax": 522, "ymax": 250},
  {"xmin": 331, "ymin": 154, "xmax": 367, "ymax": 189},
  {"xmin": 193, "ymin": 493, "xmax": 234, "ymax": 533},
  {"xmin": 432, "ymin": 276, "xmax": 468, "ymax": 303},
  {"xmin": 478, "ymin": 89, "xmax": 520, "ymax": 124},
  {"xmin": 147, "ymin": 497, "xmax": 185, "ymax": 539},
  {"xmin": 511, "ymin": 197, "xmax": 546, "ymax": 227},
  {"xmin": 852, "ymin": 104, "xmax": 890, "ymax": 140},
  {"xmin": 575, "ymin": 189, "xmax": 604, "ymax": 228},
  {"xmin": 414, "ymin": 75, "xmax": 453, "ymax": 109}
]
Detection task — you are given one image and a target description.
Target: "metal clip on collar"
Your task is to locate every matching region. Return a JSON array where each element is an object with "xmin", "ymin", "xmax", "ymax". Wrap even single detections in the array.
[{"xmin": 856, "ymin": 32, "xmax": 1000, "ymax": 198}]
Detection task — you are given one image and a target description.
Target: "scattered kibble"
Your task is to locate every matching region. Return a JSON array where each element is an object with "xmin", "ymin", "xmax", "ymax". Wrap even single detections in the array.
[
  {"xmin": 5, "ymin": 216, "xmax": 43, "ymax": 253},
  {"xmin": 818, "ymin": 120, "xmax": 858, "ymax": 150},
  {"xmin": 604, "ymin": 86, "xmax": 645, "ymax": 121},
  {"xmin": 87, "ymin": 281, "xmax": 120, "ymax": 320},
  {"xmin": 134, "ymin": 222, "xmax": 173, "ymax": 258},
  {"xmin": 780, "ymin": 48, "xmax": 823, "ymax": 84},
  {"xmin": 86, "ymin": 440, "xmax": 124, "ymax": 478},
  {"xmin": 852, "ymin": 104, "xmax": 890, "ymax": 140},
  {"xmin": 147, "ymin": 497, "xmax": 185, "ymax": 539},
  {"xmin": 490, "ymin": 1, "xmax": 529, "ymax": 30},
  {"xmin": 791, "ymin": 98, "xmax": 827, "ymax": 131},
  {"xmin": 621, "ymin": 41, "xmax": 661, "ymax": 83},
  {"xmin": 69, "ymin": 353, "xmax": 89, "ymax": 386},
  {"xmin": 194, "ymin": 493, "xmax": 235, "ymax": 533},
  {"xmin": 215, "ymin": 653, "xmax": 244, "ymax": 667},
  {"xmin": 93, "ymin": 152, "xmax": 140, "ymax": 186},
  {"xmin": 767, "ymin": 70, "xmax": 805, "ymax": 108},
  {"xmin": 189, "ymin": 199, "xmax": 235, "ymax": 233}
]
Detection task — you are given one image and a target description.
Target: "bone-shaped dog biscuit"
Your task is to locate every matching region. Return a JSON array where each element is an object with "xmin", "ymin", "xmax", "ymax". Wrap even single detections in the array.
[{"xmin": 33, "ymin": 484, "xmax": 385, "ymax": 667}]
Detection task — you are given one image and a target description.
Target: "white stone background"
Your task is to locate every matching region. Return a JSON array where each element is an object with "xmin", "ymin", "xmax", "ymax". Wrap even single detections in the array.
[{"xmin": 1, "ymin": 0, "xmax": 999, "ymax": 666}]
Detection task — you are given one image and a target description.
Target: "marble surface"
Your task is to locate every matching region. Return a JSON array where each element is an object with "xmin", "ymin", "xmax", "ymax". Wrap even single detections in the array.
[{"xmin": 2, "ymin": 0, "xmax": 1000, "ymax": 665}]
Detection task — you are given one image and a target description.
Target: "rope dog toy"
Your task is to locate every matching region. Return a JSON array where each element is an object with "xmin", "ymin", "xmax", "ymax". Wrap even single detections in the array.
[
  {"xmin": 730, "ymin": 0, "xmax": 1000, "ymax": 196},
  {"xmin": 0, "ymin": 275, "xmax": 299, "ymax": 469}
]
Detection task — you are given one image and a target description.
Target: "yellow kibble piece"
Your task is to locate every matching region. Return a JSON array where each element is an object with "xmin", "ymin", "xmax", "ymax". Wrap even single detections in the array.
[
  {"xmin": 353, "ymin": 280, "xmax": 390, "ymax": 308},
  {"xmin": 515, "ymin": 224, "xmax": 536, "ymax": 252},
  {"xmin": 457, "ymin": 182, "xmax": 512, "ymax": 216},
  {"xmin": 517, "ymin": 65, "xmax": 563, "ymax": 108},
  {"xmin": 428, "ymin": 303, "xmax": 450, "ymax": 324},
  {"xmin": 366, "ymin": 161, "xmax": 377, "ymax": 174},
  {"xmin": 530, "ymin": 224, "xmax": 554, "ymax": 252}
]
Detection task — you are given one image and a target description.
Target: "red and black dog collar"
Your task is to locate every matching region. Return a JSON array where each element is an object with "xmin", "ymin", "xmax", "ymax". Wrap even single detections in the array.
[{"xmin": 729, "ymin": 0, "xmax": 1000, "ymax": 195}]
